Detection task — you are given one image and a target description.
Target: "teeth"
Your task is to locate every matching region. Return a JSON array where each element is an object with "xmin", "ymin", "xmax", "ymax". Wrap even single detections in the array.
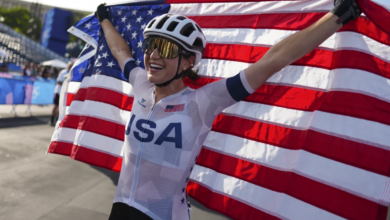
[{"xmin": 150, "ymin": 63, "xmax": 164, "ymax": 69}]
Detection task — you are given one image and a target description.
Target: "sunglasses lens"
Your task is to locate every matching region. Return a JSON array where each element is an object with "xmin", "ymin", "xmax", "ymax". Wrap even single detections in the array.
[{"xmin": 142, "ymin": 37, "xmax": 179, "ymax": 59}]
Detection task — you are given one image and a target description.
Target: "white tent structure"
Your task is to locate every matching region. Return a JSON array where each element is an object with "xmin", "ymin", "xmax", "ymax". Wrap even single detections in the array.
[{"xmin": 41, "ymin": 59, "xmax": 67, "ymax": 69}]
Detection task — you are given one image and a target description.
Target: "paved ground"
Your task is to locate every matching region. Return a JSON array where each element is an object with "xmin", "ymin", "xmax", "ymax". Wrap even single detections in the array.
[{"xmin": 0, "ymin": 105, "xmax": 231, "ymax": 220}]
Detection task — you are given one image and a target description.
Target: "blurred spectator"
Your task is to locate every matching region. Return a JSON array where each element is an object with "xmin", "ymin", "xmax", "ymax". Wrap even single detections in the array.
[
  {"xmin": 50, "ymin": 61, "xmax": 73, "ymax": 126},
  {"xmin": 41, "ymin": 67, "xmax": 50, "ymax": 78},
  {"xmin": 52, "ymin": 67, "xmax": 60, "ymax": 79},
  {"xmin": 36, "ymin": 64, "xmax": 42, "ymax": 76},
  {"xmin": 30, "ymin": 62, "xmax": 37, "ymax": 76},
  {"xmin": 22, "ymin": 61, "xmax": 31, "ymax": 76},
  {"xmin": 0, "ymin": 61, "xmax": 9, "ymax": 72}
]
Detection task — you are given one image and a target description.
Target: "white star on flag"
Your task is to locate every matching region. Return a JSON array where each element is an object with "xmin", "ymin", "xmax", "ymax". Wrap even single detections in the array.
[
  {"xmin": 136, "ymin": 58, "xmax": 141, "ymax": 65},
  {"xmin": 94, "ymin": 56, "xmax": 102, "ymax": 66},
  {"xmin": 132, "ymin": 9, "xmax": 137, "ymax": 15},
  {"xmin": 132, "ymin": 31, "xmax": 137, "ymax": 39},
  {"xmin": 132, "ymin": 49, "xmax": 135, "ymax": 55},
  {"xmin": 121, "ymin": 16, "xmax": 127, "ymax": 23},
  {"xmin": 136, "ymin": 16, "xmax": 143, "ymax": 23},
  {"xmin": 141, "ymin": 24, "xmax": 146, "ymax": 30},
  {"xmin": 97, "ymin": 30, "xmax": 101, "ymax": 36},
  {"xmin": 148, "ymin": 9, "xmax": 154, "ymax": 15},
  {"xmin": 126, "ymin": 24, "xmax": 131, "ymax": 31},
  {"xmin": 85, "ymin": 22, "xmax": 92, "ymax": 29},
  {"xmin": 99, "ymin": 45, "xmax": 104, "ymax": 51},
  {"xmin": 78, "ymin": 66, "xmax": 85, "ymax": 74},
  {"xmin": 115, "ymin": 26, "xmax": 119, "ymax": 30},
  {"xmin": 117, "ymin": 11, "xmax": 122, "ymax": 15},
  {"xmin": 107, "ymin": 61, "xmax": 115, "ymax": 67},
  {"xmin": 102, "ymin": 52, "xmax": 109, "ymax": 58},
  {"xmin": 137, "ymin": 40, "xmax": 143, "ymax": 48}
]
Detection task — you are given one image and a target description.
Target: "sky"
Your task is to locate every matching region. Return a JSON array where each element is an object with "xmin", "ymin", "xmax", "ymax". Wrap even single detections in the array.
[{"xmin": 21, "ymin": 0, "xmax": 390, "ymax": 12}]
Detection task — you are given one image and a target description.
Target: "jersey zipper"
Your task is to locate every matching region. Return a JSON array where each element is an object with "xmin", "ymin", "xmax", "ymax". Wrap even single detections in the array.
[{"xmin": 130, "ymin": 96, "xmax": 160, "ymax": 204}]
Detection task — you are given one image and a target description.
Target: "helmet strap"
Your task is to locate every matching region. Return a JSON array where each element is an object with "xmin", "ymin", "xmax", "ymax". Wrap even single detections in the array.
[{"xmin": 155, "ymin": 55, "xmax": 185, "ymax": 87}]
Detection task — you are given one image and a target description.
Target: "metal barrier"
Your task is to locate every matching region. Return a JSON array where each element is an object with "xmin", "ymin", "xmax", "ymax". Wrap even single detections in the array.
[{"xmin": 0, "ymin": 75, "xmax": 56, "ymax": 116}]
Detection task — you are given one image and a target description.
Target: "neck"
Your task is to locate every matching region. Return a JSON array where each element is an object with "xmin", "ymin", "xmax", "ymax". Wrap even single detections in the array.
[{"xmin": 154, "ymin": 78, "xmax": 186, "ymax": 103}]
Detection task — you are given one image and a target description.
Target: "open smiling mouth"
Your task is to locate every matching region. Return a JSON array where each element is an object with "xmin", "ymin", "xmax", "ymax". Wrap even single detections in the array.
[{"xmin": 149, "ymin": 63, "xmax": 165, "ymax": 71}]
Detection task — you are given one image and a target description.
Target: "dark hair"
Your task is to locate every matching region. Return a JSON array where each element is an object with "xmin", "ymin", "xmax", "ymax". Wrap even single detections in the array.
[{"xmin": 181, "ymin": 53, "xmax": 199, "ymax": 85}]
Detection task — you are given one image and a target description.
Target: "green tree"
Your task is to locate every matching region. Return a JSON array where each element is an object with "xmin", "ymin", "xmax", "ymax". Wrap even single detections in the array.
[{"xmin": 0, "ymin": 6, "xmax": 42, "ymax": 41}]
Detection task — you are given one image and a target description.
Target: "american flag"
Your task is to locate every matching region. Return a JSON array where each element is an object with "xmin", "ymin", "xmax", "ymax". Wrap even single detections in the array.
[
  {"xmin": 48, "ymin": 0, "xmax": 390, "ymax": 219},
  {"xmin": 165, "ymin": 104, "xmax": 185, "ymax": 112}
]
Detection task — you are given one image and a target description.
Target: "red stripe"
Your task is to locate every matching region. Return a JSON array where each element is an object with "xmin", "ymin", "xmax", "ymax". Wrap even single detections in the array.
[
  {"xmin": 67, "ymin": 87, "xmax": 134, "ymax": 110},
  {"xmin": 357, "ymin": 0, "xmax": 390, "ymax": 37},
  {"xmin": 47, "ymin": 141, "xmax": 122, "ymax": 172},
  {"xmin": 190, "ymin": 14, "xmax": 390, "ymax": 47},
  {"xmin": 66, "ymin": 93, "xmax": 75, "ymax": 106},
  {"xmin": 59, "ymin": 114, "xmax": 126, "ymax": 141},
  {"xmin": 203, "ymin": 43, "xmax": 390, "ymax": 79},
  {"xmin": 212, "ymin": 114, "xmax": 390, "ymax": 177},
  {"xmin": 189, "ymin": 78, "xmax": 390, "ymax": 127},
  {"xmin": 47, "ymin": 141, "xmax": 73, "ymax": 156},
  {"xmin": 249, "ymin": 84, "xmax": 390, "ymax": 127},
  {"xmin": 196, "ymin": 148, "xmax": 388, "ymax": 220},
  {"xmin": 186, "ymin": 181, "xmax": 280, "ymax": 220}
]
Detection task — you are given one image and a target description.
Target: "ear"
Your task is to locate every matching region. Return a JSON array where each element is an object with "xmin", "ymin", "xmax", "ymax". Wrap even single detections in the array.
[{"xmin": 183, "ymin": 55, "xmax": 195, "ymax": 70}]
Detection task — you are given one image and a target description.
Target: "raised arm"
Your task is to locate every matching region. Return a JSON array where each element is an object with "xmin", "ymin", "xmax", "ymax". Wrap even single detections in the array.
[
  {"xmin": 96, "ymin": 4, "xmax": 132, "ymax": 71},
  {"xmin": 245, "ymin": 0, "xmax": 361, "ymax": 91}
]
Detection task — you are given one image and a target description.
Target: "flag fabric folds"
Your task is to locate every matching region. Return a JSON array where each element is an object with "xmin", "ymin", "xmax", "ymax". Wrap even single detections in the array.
[{"xmin": 48, "ymin": 0, "xmax": 390, "ymax": 219}]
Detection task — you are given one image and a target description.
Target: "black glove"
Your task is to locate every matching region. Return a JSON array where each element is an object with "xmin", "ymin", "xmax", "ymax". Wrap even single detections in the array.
[
  {"xmin": 95, "ymin": 4, "xmax": 110, "ymax": 23},
  {"xmin": 330, "ymin": 0, "xmax": 361, "ymax": 25}
]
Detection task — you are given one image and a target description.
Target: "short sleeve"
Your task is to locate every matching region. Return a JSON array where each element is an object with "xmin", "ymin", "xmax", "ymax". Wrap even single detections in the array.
[
  {"xmin": 122, "ymin": 58, "xmax": 149, "ymax": 90},
  {"xmin": 196, "ymin": 70, "xmax": 255, "ymax": 127}
]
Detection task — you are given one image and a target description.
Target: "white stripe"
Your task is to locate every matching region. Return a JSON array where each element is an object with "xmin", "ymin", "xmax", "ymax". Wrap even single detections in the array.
[
  {"xmin": 310, "ymin": 111, "xmax": 390, "ymax": 150},
  {"xmin": 68, "ymin": 81, "xmax": 81, "ymax": 94},
  {"xmin": 76, "ymin": 75, "xmax": 135, "ymax": 96},
  {"xmin": 223, "ymin": 101, "xmax": 313, "ymax": 129},
  {"xmin": 223, "ymin": 101, "xmax": 390, "ymax": 149},
  {"xmin": 203, "ymin": 29, "xmax": 390, "ymax": 62},
  {"xmin": 170, "ymin": 0, "xmax": 334, "ymax": 16},
  {"xmin": 199, "ymin": 60, "xmax": 390, "ymax": 103},
  {"xmin": 190, "ymin": 165, "xmax": 345, "ymax": 220},
  {"xmin": 67, "ymin": 100, "xmax": 130, "ymax": 125},
  {"xmin": 204, "ymin": 131, "xmax": 389, "ymax": 204},
  {"xmin": 51, "ymin": 127, "xmax": 123, "ymax": 157}
]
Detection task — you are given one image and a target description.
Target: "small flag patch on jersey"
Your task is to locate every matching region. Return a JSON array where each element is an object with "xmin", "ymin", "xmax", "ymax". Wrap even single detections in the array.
[{"xmin": 165, "ymin": 104, "xmax": 184, "ymax": 112}]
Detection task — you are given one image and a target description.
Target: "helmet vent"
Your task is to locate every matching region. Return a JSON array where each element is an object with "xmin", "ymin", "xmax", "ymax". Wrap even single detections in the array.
[
  {"xmin": 193, "ymin": 38, "xmax": 204, "ymax": 48},
  {"xmin": 148, "ymin": 19, "xmax": 156, "ymax": 29},
  {"xmin": 167, "ymin": 21, "xmax": 179, "ymax": 32},
  {"xmin": 195, "ymin": 24, "xmax": 203, "ymax": 34},
  {"xmin": 180, "ymin": 23, "xmax": 195, "ymax": 37},
  {"xmin": 176, "ymin": 16, "xmax": 187, "ymax": 20},
  {"xmin": 156, "ymin": 15, "xmax": 170, "ymax": 29}
]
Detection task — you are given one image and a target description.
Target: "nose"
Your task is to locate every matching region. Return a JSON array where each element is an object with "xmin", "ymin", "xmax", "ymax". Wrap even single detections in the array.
[{"xmin": 150, "ymin": 47, "xmax": 161, "ymax": 59}]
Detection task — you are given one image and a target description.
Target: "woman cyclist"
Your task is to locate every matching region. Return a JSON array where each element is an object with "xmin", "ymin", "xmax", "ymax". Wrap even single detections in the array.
[{"xmin": 95, "ymin": 1, "xmax": 361, "ymax": 219}]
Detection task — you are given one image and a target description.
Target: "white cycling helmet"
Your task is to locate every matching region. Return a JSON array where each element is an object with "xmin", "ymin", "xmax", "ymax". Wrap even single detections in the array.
[{"xmin": 143, "ymin": 14, "xmax": 206, "ymax": 66}]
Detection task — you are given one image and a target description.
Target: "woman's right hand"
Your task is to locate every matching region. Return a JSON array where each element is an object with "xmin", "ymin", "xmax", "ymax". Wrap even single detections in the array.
[{"xmin": 95, "ymin": 4, "xmax": 110, "ymax": 23}]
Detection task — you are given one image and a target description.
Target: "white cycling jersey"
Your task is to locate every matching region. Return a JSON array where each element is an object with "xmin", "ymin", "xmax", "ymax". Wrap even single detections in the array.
[{"xmin": 114, "ymin": 58, "xmax": 255, "ymax": 220}]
